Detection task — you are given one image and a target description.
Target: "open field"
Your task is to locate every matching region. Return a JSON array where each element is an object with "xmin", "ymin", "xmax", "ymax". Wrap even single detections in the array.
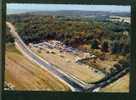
[
  {"xmin": 100, "ymin": 73, "xmax": 129, "ymax": 92},
  {"xmin": 5, "ymin": 44, "xmax": 70, "ymax": 91},
  {"xmin": 30, "ymin": 43, "xmax": 105, "ymax": 84}
]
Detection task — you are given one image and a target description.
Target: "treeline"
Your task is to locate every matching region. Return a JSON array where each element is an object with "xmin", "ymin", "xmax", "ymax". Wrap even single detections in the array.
[{"xmin": 6, "ymin": 14, "xmax": 130, "ymax": 55}]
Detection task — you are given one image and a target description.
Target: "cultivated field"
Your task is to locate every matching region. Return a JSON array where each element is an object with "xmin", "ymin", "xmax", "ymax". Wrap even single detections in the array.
[{"xmin": 5, "ymin": 44, "xmax": 70, "ymax": 91}]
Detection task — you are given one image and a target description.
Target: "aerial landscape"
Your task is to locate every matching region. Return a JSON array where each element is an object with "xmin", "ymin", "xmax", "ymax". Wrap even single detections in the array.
[{"xmin": 5, "ymin": 4, "xmax": 130, "ymax": 92}]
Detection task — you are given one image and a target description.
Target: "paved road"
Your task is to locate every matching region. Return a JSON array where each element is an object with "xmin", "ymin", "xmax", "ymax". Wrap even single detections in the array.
[
  {"xmin": 87, "ymin": 67, "xmax": 129, "ymax": 92},
  {"xmin": 6, "ymin": 22, "xmax": 88, "ymax": 91},
  {"xmin": 6, "ymin": 22, "xmax": 129, "ymax": 92}
]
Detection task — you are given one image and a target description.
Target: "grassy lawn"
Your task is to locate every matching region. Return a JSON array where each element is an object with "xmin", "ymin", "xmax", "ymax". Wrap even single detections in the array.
[{"xmin": 5, "ymin": 43, "xmax": 70, "ymax": 91}]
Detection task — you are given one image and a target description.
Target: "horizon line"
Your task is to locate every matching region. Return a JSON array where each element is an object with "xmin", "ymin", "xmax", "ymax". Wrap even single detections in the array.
[{"xmin": 7, "ymin": 4, "xmax": 130, "ymax": 14}]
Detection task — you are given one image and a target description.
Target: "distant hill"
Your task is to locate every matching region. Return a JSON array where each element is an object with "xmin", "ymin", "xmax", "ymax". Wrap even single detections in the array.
[{"xmin": 9, "ymin": 10, "xmax": 130, "ymax": 17}]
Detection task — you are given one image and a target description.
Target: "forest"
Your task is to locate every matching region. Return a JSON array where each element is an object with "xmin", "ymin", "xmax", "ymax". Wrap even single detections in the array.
[{"xmin": 6, "ymin": 14, "xmax": 130, "ymax": 56}]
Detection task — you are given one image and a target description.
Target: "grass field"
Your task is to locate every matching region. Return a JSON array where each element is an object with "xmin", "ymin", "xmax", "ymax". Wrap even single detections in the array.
[
  {"xmin": 31, "ymin": 45, "xmax": 105, "ymax": 84},
  {"xmin": 5, "ymin": 44, "xmax": 70, "ymax": 91},
  {"xmin": 100, "ymin": 73, "xmax": 129, "ymax": 92}
]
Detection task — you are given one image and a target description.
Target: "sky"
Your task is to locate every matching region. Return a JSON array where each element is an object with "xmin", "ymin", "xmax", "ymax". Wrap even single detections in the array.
[{"xmin": 7, "ymin": 3, "xmax": 131, "ymax": 14}]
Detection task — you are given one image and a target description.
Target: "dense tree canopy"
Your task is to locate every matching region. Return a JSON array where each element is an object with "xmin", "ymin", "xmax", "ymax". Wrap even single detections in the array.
[{"xmin": 6, "ymin": 14, "xmax": 130, "ymax": 55}]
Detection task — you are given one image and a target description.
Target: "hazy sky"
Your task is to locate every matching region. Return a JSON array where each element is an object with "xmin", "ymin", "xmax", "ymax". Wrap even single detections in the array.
[{"xmin": 7, "ymin": 3, "xmax": 130, "ymax": 14}]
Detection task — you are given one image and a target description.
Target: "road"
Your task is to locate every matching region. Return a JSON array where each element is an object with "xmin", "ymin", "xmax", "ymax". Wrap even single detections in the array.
[
  {"xmin": 6, "ymin": 22, "xmax": 87, "ymax": 91},
  {"xmin": 6, "ymin": 22, "xmax": 129, "ymax": 92},
  {"xmin": 87, "ymin": 67, "xmax": 129, "ymax": 92}
]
